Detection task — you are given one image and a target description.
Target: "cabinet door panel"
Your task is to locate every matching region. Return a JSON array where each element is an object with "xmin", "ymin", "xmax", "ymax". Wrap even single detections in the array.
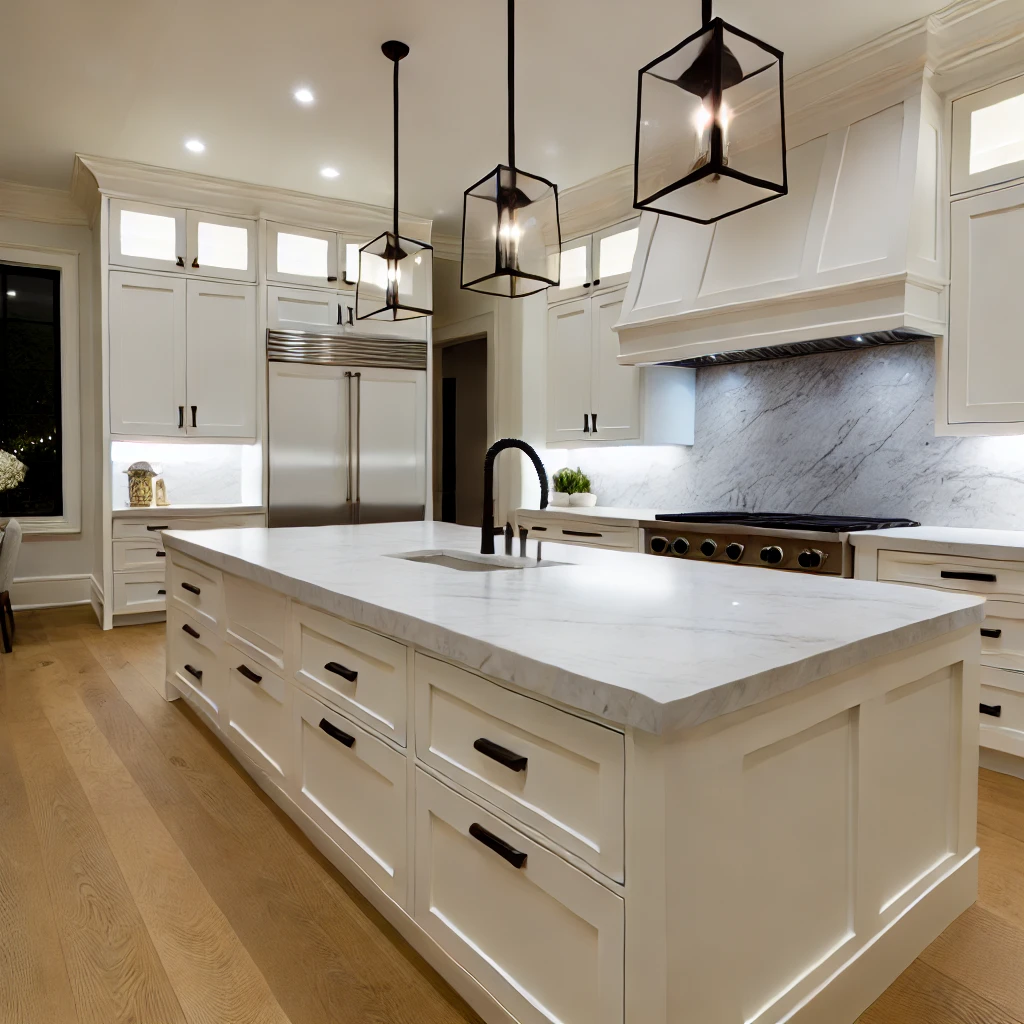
[
  {"xmin": 185, "ymin": 280, "xmax": 257, "ymax": 438},
  {"xmin": 109, "ymin": 271, "xmax": 186, "ymax": 436},
  {"xmin": 186, "ymin": 210, "xmax": 256, "ymax": 282},
  {"xmin": 268, "ymin": 285, "xmax": 343, "ymax": 333},
  {"xmin": 267, "ymin": 222, "xmax": 338, "ymax": 287},
  {"xmin": 590, "ymin": 288, "xmax": 639, "ymax": 441},
  {"xmin": 110, "ymin": 200, "xmax": 186, "ymax": 273},
  {"xmin": 593, "ymin": 219, "xmax": 640, "ymax": 292},
  {"xmin": 948, "ymin": 184, "xmax": 1024, "ymax": 425},
  {"xmin": 546, "ymin": 299, "xmax": 592, "ymax": 443},
  {"xmin": 553, "ymin": 235, "xmax": 593, "ymax": 302}
]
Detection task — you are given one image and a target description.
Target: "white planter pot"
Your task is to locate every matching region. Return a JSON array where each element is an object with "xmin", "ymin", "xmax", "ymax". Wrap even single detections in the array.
[
  {"xmin": 569, "ymin": 492, "xmax": 597, "ymax": 507},
  {"xmin": 550, "ymin": 491, "xmax": 571, "ymax": 507}
]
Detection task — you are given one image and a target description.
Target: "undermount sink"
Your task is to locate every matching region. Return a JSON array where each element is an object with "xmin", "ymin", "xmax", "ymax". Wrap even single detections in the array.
[{"xmin": 390, "ymin": 549, "xmax": 565, "ymax": 572}]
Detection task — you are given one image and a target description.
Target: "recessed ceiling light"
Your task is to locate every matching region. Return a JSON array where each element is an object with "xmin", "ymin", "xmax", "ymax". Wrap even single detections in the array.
[
  {"xmin": 294, "ymin": 87, "xmax": 314, "ymax": 104},
  {"xmin": 320, "ymin": 167, "xmax": 340, "ymax": 179},
  {"xmin": 185, "ymin": 139, "xmax": 205, "ymax": 153},
  {"xmin": 5, "ymin": 290, "xmax": 15, "ymax": 297}
]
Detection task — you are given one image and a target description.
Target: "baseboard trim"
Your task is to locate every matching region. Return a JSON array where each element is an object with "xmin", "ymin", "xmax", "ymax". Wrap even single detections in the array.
[
  {"xmin": 11, "ymin": 572, "xmax": 92, "ymax": 610},
  {"xmin": 89, "ymin": 574, "xmax": 103, "ymax": 627}
]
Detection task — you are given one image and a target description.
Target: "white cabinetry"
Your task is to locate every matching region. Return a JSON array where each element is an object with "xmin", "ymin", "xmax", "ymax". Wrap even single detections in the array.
[
  {"xmin": 546, "ymin": 288, "xmax": 693, "ymax": 446},
  {"xmin": 267, "ymin": 222, "xmax": 342, "ymax": 287},
  {"xmin": 267, "ymin": 283, "xmax": 427, "ymax": 342},
  {"xmin": 552, "ymin": 218, "xmax": 639, "ymax": 303},
  {"xmin": 951, "ymin": 73, "xmax": 1024, "ymax": 195},
  {"xmin": 109, "ymin": 271, "xmax": 256, "ymax": 439}
]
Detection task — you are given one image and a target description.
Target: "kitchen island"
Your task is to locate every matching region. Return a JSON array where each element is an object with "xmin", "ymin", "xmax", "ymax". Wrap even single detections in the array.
[{"xmin": 162, "ymin": 521, "xmax": 984, "ymax": 1024}]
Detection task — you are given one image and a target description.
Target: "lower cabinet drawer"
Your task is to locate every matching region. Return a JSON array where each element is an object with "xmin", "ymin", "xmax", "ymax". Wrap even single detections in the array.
[
  {"xmin": 877, "ymin": 549, "xmax": 1024, "ymax": 601},
  {"xmin": 415, "ymin": 654, "xmax": 625, "ymax": 880},
  {"xmin": 517, "ymin": 513, "xmax": 639, "ymax": 552},
  {"xmin": 167, "ymin": 553, "xmax": 224, "ymax": 631},
  {"xmin": 224, "ymin": 574, "xmax": 288, "ymax": 673},
  {"xmin": 414, "ymin": 769, "xmax": 624, "ymax": 1024},
  {"xmin": 294, "ymin": 689, "xmax": 407, "ymax": 906},
  {"xmin": 224, "ymin": 654, "xmax": 291, "ymax": 783},
  {"xmin": 113, "ymin": 538, "xmax": 168, "ymax": 571},
  {"xmin": 980, "ymin": 667, "xmax": 1024, "ymax": 758},
  {"xmin": 166, "ymin": 622, "xmax": 224, "ymax": 727},
  {"xmin": 980, "ymin": 600, "xmax": 1024, "ymax": 674},
  {"xmin": 112, "ymin": 571, "xmax": 166, "ymax": 614},
  {"xmin": 113, "ymin": 513, "xmax": 265, "ymax": 540}
]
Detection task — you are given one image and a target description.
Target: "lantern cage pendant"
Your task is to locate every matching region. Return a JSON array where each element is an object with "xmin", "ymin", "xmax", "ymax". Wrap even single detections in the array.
[
  {"xmin": 633, "ymin": 0, "xmax": 788, "ymax": 225},
  {"xmin": 356, "ymin": 39, "xmax": 433, "ymax": 321},
  {"xmin": 460, "ymin": 0, "xmax": 562, "ymax": 298}
]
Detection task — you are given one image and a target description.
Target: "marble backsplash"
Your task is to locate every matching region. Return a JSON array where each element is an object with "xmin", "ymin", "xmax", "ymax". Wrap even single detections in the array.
[{"xmin": 543, "ymin": 341, "xmax": 1024, "ymax": 529}]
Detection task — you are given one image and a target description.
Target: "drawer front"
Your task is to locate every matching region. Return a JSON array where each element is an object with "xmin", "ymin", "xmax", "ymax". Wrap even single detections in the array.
[
  {"xmin": 980, "ymin": 600, "xmax": 1024, "ymax": 673},
  {"xmin": 112, "ymin": 571, "xmax": 166, "ymax": 614},
  {"xmin": 293, "ymin": 603, "xmax": 408, "ymax": 746},
  {"xmin": 295, "ymin": 689, "xmax": 407, "ymax": 905},
  {"xmin": 113, "ymin": 513, "xmax": 265, "ymax": 540},
  {"xmin": 517, "ymin": 514, "xmax": 638, "ymax": 552},
  {"xmin": 167, "ymin": 553, "xmax": 223, "ymax": 631},
  {"xmin": 224, "ymin": 574, "xmax": 288, "ymax": 672},
  {"xmin": 167, "ymin": 605, "xmax": 219, "ymax": 656},
  {"xmin": 980, "ymin": 669, "xmax": 1024, "ymax": 758},
  {"xmin": 113, "ymin": 538, "xmax": 168, "ymax": 571},
  {"xmin": 224, "ymin": 654, "xmax": 291, "ymax": 783},
  {"xmin": 877, "ymin": 550, "xmax": 1024, "ymax": 601},
  {"xmin": 414, "ymin": 769, "xmax": 624, "ymax": 1024},
  {"xmin": 167, "ymin": 625, "xmax": 224, "ymax": 727},
  {"xmin": 415, "ymin": 654, "xmax": 625, "ymax": 880}
]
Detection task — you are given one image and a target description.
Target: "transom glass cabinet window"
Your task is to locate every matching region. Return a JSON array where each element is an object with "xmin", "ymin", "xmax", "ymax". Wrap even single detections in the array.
[
  {"xmin": 559, "ymin": 245, "xmax": 588, "ymax": 291},
  {"xmin": 197, "ymin": 221, "xmax": 249, "ymax": 270},
  {"xmin": 277, "ymin": 232, "xmax": 329, "ymax": 279},
  {"xmin": 970, "ymin": 92, "xmax": 1024, "ymax": 175},
  {"xmin": 598, "ymin": 227, "xmax": 639, "ymax": 279},
  {"xmin": 345, "ymin": 242, "xmax": 360, "ymax": 284},
  {"xmin": 0, "ymin": 263, "xmax": 62, "ymax": 517},
  {"xmin": 120, "ymin": 210, "xmax": 177, "ymax": 262}
]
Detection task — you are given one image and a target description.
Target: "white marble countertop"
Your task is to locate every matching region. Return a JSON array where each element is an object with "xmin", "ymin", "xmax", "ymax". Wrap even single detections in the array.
[
  {"xmin": 516, "ymin": 506, "xmax": 669, "ymax": 526},
  {"xmin": 114, "ymin": 504, "xmax": 265, "ymax": 518},
  {"xmin": 163, "ymin": 521, "xmax": 984, "ymax": 734},
  {"xmin": 851, "ymin": 526, "xmax": 1024, "ymax": 561}
]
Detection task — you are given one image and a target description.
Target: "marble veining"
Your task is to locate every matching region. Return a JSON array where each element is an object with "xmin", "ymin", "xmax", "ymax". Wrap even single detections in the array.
[
  {"xmin": 543, "ymin": 342, "xmax": 1024, "ymax": 527},
  {"xmin": 163, "ymin": 521, "xmax": 983, "ymax": 734}
]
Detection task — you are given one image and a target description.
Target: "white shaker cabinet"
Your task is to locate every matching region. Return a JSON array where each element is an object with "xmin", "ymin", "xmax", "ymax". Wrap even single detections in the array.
[
  {"xmin": 268, "ymin": 285, "xmax": 346, "ymax": 333},
  {"xmin": 546, "ymin": 298, "xmax": 594, "ymax": 443},
  {"xmin": 267, "ymin": 222, "xmax": 340, "ymax": 287},
  {"xmin": 590, "ymin": 290, "xmax": 640, "ymax": 441},
  {"xmin": 110, "ymin": 200, "xmax": 187, "ymax": 274},
  {"xmin": 186, "ymin": 210, "xmax": 257, "ymax": 283},
  {"xmin": 109, "ymin": 271, "xmax": 187, "ymax": 436},
  {"xmin": 185, "ymin": 279, "xmax": 257, "ymax": 437},
  {"xmin": 945, "ymin": 182, "xmax": 1024, "ymax": 428}
]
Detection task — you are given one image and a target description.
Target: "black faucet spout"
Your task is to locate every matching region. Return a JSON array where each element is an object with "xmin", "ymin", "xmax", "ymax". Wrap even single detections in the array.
[{"xmin": 481, "ymin": 438, "xmax": 549, "ymax": 554}]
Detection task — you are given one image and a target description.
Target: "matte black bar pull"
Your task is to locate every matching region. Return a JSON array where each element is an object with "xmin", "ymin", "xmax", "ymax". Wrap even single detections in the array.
[
  {"xmin": 146, "ymin": 524, "xmax": 169, "ymax": 531},
  {"xmin": 347, "ymin": 306, "xmax": 354, "ymax": 326},
  {"xmin": 318, "ymin": 718, "xmax": 355, "ymax": 747},
  {"xmin": 469, "ymin": 823, "xmax": 527, "ymax": 869},
  {"xmin": 157, "ymin": 589, "xmax": 166, "ymax": 595},
  {"xmin": 941, "ymin": 570, "xmax": 996, "ymax": 583},
  {"xmin": 474, "ymin": 738, "xmax": 528, "ymax": 772},
  {"xmin": 591, "ymin": 412, "xmax": 598, "ymax": 434},
  {"xmin": 181, "ymin": 582, "xmax": 201, "ymax": 595},
  {"xmin": 980, "ymin": 703, "xmax": 1002, "ymax": 718},
  {"xmin": 178, "ymin": 406, "xmax": 184, "ymax": 429},
  {"xmin": 191, "ymin": 257, "xmax": 200, "ymax": 269},
  {"xmin": 324, "ymin": 661, "xmax": 358, "ymax": 683},
  {"xmin": 237, "ymin": 664, "xmax": 263, "ymax": 684},
  {"xmin": 981, "ymin": 627, "xmax": 1003, "ymax": 639},
  {"xmin": 184, "ymin": 664, "xmax": 203, "ymax": 682},
  {"xmin": 181, "ymin": 623, "xmax": 200, "ymax": 639},
  {"xmin": 337, "ymin": 303, "xmax": 344, "ymax": 326},
  {"xmin": 155, "ymin": 550, "xmax": 166, "ymax": 557},
  {"xmin": 582, "ymin": 413, "xmax": 590, "ymax": 433},
  {"xmin": 175, "ymin": 256, "xmax": 185, "ymax": 267},
  {"xmin": 563, "ymin": 529, "xmax": 603, "ymax": 538},
  {"xmin": 191, "ymin": 405, "xmax": 198, "ymax": 428}
]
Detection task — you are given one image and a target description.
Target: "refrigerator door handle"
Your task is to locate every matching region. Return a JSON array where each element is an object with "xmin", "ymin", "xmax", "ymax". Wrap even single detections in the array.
[
  {"xmin": 354, "ymin": 371, "xmax": 362, "ymax": 523},
  {"xmin": 344, "ymin": 371, "xmax": 353, "ymax": 506}
]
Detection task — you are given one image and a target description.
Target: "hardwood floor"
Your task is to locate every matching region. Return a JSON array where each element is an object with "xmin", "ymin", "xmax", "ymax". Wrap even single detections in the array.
[{"xmin": 2, "ymin": 605, "xmax": 1024, "ymax": 1024}]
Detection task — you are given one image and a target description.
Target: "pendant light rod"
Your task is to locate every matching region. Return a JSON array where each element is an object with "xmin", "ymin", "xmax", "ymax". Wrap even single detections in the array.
[
  {"xmin": 702, "ymin": 0, "xmax": 712, "ymax": 24},
  {"xmin": 381, "ymin": 40, "xmax": 410, "ymax": 240},
  {"xmin": 507, "ymin": 0, "xmax": 516, "ymax": 172}
]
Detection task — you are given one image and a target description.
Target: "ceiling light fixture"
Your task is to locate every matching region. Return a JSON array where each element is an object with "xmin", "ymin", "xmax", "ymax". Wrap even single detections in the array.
[
  {"xmin": 5, "ymin": 290, "xmax": 14, "ymax": 297},
  {"xmin": 294, "ymin": 87, "xmax": 315, "ymax": 104},
  {"xmin": 633, "ymin": 0, "xmax": 787, "ymax": 224},
  {"xmin": 320, "ymin": 167, "xmax": 340, "ymax": 179},
  {"xmin": 460, "ymin": 0, "xmax": 561, "ymax": 297},
  {"xmin": 185, "ymin": 139, "xmax": 205, "ymax": 153},
  {"xmin": 356, "ymin": 41, "xmax": 433, "ymax": 322}
]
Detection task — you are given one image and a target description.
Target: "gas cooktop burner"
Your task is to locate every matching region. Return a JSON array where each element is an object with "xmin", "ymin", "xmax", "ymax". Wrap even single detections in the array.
[{"xmin": 653, "ymin": 512, "xmax": 920, "ymax": 533}]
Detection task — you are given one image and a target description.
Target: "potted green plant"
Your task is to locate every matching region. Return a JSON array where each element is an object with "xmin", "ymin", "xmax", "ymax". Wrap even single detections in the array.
[{"xmin": 551, "ymin": 467, "xmax": 596, "ymax": 508}]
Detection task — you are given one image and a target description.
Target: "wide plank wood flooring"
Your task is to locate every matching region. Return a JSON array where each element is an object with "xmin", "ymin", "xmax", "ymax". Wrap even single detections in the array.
[{"xmin": 1, "ymin": 605, "xmax": 1023, "ymax": 1024}]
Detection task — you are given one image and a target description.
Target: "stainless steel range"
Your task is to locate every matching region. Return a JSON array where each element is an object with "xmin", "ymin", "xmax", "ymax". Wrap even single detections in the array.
[{"xmin": 644, "ymin": 513, "xmax": 920, "ymax": 578}]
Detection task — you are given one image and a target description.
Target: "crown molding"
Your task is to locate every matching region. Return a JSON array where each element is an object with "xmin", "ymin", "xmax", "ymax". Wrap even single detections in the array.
[
  {"xmin": 72, "ymin": 154, "xmax": 432, "ymax": 240},
  {"xmin": 0, "ymin": 178, "xmax": 89, "ymax": 228}
]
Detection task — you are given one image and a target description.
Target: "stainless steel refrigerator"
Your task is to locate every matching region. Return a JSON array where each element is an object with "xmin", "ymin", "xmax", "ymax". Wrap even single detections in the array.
[{"xmin": 268, "ymin": 331, "xmax": 427, "ymax": 527}]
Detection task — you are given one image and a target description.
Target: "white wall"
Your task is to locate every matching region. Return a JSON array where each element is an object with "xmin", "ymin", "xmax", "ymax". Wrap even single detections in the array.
[{"xmin": 0, "ymin": 216, "xmax": 99, "ymax": 609}]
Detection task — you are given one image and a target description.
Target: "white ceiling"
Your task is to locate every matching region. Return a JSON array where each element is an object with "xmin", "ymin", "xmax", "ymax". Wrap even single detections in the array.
[{"xmin": 3, "ymin": 0, "xmax": 950, "ymax": 235}]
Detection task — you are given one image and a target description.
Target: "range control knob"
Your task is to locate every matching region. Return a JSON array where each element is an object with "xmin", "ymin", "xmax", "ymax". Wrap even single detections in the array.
[
  {"xmin": 725, "ymin": 542, "xmax": 745, "ymax": 561},
  {"xmin": 700, "ymin": 538, "xmax": 718, "ymax": 557},
  {"xmin": 672, "ymin": 537, "xmax": 690, "ymax": 556},
  {"xmin": 760, "ymin": 545, "xmax": 784, "ymax": 565},
  {"xmin": 650, "ymin": 536, "xmax": 669, "ymax": 554},
  {"xmin": 798, "ymin": 548, "xmax": 825, "ymax": 569}
]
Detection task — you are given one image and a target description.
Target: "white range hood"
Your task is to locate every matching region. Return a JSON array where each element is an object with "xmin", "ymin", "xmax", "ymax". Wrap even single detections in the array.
[{"xmin": 614, "ymin": 82, "xmax": 946, "ymax": 366}]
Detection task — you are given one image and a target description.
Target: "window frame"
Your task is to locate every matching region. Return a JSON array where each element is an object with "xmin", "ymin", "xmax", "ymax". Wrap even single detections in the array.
[{"xmin": 0, "ymin": 243, "xmax": 81, "ymax": 535}]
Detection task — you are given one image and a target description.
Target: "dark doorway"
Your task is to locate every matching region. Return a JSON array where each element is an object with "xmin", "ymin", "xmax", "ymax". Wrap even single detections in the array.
[{"xmin": 437, "ymin": 337, "xmax": 487, "ymax": 527}]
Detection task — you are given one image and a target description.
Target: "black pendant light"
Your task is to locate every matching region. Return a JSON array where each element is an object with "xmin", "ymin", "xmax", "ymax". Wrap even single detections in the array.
[
  {"xmin": 460, "ymin": 0, "xmax": 561, "ymax": 297},
  {"xmin": 633, "ymin": 0, "xmax": 787, "ymax": 225},
  {"xmin": 357, "ymin": 40, "xmax": 433, "ymax": 321}
]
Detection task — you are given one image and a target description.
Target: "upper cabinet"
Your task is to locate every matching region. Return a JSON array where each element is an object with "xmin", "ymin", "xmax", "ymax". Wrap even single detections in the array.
[
  {"xmin": 952, "ymin": 74, "xmax": 1024, "ymax": 196},
  {"xmin": 267, "ymin": 222, "xmax": 340, "ymax": 287},
  {"xmin": 551, "ymin": 218, "xmax": 640, "ymax": 303},
  {"xmin": 110, "ymin": 200, "xmax": 256, "ymax": 282}
]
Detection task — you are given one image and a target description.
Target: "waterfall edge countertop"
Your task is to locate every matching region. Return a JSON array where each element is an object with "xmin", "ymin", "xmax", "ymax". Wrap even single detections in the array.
[{"xmin": 162, "ymin": 521, "xmax": 984, "ymax": 733}]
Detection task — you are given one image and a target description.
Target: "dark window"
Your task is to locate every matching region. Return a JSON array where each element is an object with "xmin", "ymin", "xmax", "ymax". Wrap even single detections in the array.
[{"xmin": 0, "ymin": 263, "xmax": 62, "ymax": 517}]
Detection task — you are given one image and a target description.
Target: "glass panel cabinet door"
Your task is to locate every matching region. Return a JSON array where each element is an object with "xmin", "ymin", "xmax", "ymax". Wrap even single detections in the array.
[
  {"xmin": 267, "ymin": 222, "xmax": 339, "ymax": 287},
  {"xmin": 592, "ymin": 218, "xmax": 640, "ymax": 292},
  {"xmin": 953, "ymin": 74, "xmax": 1024, "ymax": 195},
  {"xmin": 552, "ymin": 235, "xmax": 593, "ymax": 302},
  {"xmin": 186, "ymin": 211, "xmax": 256, "ymax": 282},
  {"xmin": 110, "ymin": 200, "xmax": 186, "ymax": 273}
]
